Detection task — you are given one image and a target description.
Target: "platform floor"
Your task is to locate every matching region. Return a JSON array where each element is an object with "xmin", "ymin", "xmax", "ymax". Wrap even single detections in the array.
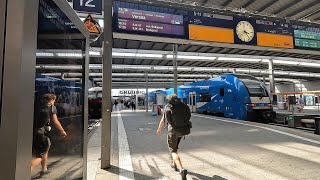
[
  {"xmin": 88, "ymin": 108, "xmax": 320, "ymax": 180},
  {"xmin": 274, "ymin": 106, "xmax": 320, "ymax": 115}
]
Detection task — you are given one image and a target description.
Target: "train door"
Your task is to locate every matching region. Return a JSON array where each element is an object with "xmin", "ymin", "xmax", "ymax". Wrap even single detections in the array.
[
  {"xmin": 225, "ymin": 88, "xmax": 236, "ymax": 118},
  {"xmin": 189, "ymin": 92, "xmax": 196, "ymax": 113}
]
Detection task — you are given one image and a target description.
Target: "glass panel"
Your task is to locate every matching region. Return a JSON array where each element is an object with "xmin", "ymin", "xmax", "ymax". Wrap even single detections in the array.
[
  {"xmin": 246, "ymin": 84, "xmax": 268, "ymax": 97},
  {"xmin": 31, "ymin": 0, "xmax": 85, "ymax": 179},
  {"xmin": 193, "ymin": 94, "xmax": 196, "ymax": 106},
  {"xmin": 220, "ymin": 88, "xmax": 224, "ymax": 97},
  {"xmin": 236, "ymin": 75, "xmax": 269, "ymax": 97},
  {"xmin": 200, "ymin": 92, "xmax": 211, "ymax": 102}
]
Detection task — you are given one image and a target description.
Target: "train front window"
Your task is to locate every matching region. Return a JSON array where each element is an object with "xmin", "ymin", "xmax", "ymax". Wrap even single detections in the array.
[
  {"xmin": 246, "ymin": 84, "xmax": 268, "ymax": 97},
  {"xmin": 237, "ymin": 75, "xmax": 268, "ymax": 97}
]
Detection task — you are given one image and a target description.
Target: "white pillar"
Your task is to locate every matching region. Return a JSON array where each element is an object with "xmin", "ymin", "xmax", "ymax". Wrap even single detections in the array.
[{"xmin": 269, "ymin": 59, "xmax": 275, "ymax": 102}]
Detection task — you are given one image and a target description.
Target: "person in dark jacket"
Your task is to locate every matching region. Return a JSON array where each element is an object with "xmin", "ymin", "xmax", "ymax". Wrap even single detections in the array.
[{"xmin": 157, "ymin": 94, "xmax": 188, "ymax": 180}]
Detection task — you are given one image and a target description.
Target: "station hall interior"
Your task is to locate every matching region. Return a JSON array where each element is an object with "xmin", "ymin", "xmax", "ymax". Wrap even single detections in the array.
[{"xmin": 1, "ymin": 0, "xmax": 320, "ymax": 179}]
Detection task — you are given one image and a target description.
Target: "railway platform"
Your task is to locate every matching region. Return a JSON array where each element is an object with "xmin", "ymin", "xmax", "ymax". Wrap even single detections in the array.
[{"xmin": 87, "ymin": 108, "xmax": 320, "ymax": 180}]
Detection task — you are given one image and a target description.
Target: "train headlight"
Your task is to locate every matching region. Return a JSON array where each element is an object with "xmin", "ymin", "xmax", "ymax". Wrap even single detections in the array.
[{"xmin": 245, "ymin": 103, "xmax": 255, "ymax": 107}]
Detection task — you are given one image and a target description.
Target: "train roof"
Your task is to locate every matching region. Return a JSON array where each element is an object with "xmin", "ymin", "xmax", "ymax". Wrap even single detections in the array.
[{"xmin": 178, "ymin": 73, "xmax": 262, "ymax": 88}]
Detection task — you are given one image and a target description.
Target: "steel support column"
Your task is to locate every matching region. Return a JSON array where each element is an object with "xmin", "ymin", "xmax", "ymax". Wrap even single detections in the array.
[
  {"xmin": 269, "ymin": 59, "xmax": 275, "ymax": 101},
  {"xmin": 146, "ymin": 73, "xmax": 149, "ymax": 112},
  {"xmin": 173, "ymin": 44, "xmax": 178, "ymax": 94},
  {"xmin": 101, "ymin": 0, "xmax": 113, "ymax": 169}
]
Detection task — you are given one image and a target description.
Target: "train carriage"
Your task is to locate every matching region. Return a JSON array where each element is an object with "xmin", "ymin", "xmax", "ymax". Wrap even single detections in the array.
[{"xmin": 150, "ymin": 74, "xmax": 276, "ymax": 123}]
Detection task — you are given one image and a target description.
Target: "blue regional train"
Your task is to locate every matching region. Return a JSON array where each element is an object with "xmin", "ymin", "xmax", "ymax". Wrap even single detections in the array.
[{"xmin": 150, "ymin": 74, "xmax": 276, "ymax": 123}]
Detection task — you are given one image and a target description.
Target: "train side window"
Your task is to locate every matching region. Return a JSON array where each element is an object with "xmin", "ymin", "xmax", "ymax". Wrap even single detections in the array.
[
  {"xmin": 220, "ymin": 88, "xmax": 224, "ymax": 97},
  {"xmin": 200, "ymin": 93, "xmax": 211, "ymax": 102}
]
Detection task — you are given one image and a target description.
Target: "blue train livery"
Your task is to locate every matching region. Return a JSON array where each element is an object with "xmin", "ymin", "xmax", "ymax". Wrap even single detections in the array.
[{"xmin": 150, "ymin": 74, "xmax": 276, "ymax": 123}]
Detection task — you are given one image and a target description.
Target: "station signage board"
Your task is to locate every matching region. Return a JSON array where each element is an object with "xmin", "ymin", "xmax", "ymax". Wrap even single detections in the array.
[
  {"xmin": 119, "ymin": 90, "xmax": 146, "ymax": 95},
  {"xmin": 83, "ymin": 14, "xmax": 102, "ymax": 35},
  {"xmin": 113, "ymin": 0, "xmax": 320, "ymax": 52},
  {"xmin": 113, "ymin": 1, "xmax": 188, "ymax": 39},
  {"xmin": 73, "ymin": 0, "xmax": 102, "ymax": 14}
]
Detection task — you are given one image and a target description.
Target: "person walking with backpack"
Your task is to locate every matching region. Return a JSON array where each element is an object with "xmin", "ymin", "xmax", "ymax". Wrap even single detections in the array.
[
  {"xmin": 31, "ymin": 93, "xmax": 67, "ymax": 177},
  {"xmin": 157, "ymin": 94, "xmax": 192, "ymax": 180}
]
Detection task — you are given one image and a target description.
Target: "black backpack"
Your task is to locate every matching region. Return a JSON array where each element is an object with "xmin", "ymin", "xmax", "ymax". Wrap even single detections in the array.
[{"xmin": 165, "ymin": 101, "xmax": 192, "ymax": 136}]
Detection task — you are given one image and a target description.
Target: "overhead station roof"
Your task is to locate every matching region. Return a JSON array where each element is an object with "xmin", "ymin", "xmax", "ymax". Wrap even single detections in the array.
[{"xmin": 60, "ymin": 0, "xmax": 320, "ymax": 88}]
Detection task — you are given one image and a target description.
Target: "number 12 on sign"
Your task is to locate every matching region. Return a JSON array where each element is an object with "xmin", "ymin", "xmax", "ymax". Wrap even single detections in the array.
[
  {"xmin": 80, "ymin": 0, "xmax": 95, "ymax": 7},
  {"xmin": 73, "ymin": 0, "xmax": 102, "ymax": 14}
]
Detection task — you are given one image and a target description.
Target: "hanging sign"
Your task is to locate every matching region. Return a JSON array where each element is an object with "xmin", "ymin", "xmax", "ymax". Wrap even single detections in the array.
[{"xmin": 83, "ymin": 14, "xmax": 102, "ymax": 35}]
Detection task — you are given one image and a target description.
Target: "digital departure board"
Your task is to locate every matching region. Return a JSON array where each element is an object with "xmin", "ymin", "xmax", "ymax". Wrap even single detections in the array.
[
  {"xmin": 114, "ymin": 1, "xmax": 187, "ymax": 38},
  {"xmin": 189, "ymin": 12, "xmax": 234, "ymax": 43},
  {"xmin": 256, "ymin": 20, "xmax": 292, "ymax": 35},
  {"xmin": 256, "ymin": 20, "xmax": 293, "ymax": 49},
  {"xmin": 118, "ymin": 19, "xmax": 184, "ymax": 35},
  {"xmin": 293, "ymin": 25, "xmax": 320, "ymax": 49}
]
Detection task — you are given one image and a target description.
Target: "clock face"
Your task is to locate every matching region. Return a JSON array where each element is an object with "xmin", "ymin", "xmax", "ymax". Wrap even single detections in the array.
[{"xmin": 236, "ymin": 21, "xmax": 255, "ymax": 42}]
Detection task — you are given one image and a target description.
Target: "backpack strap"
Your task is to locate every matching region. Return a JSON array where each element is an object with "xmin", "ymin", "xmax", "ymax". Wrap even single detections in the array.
[
  {"xmin": 48, "ymin": 105, "xmax": 54, "ymax": 125},
  {"xmin": 165, "ymin": 104, "xmax": 175, "ymax": 128}
]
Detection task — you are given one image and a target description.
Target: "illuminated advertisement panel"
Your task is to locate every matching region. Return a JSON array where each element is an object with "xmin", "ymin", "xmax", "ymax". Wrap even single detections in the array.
[
  {"xmin": 113, "ymin": 1, "xmax": 188, "ymax": 38},
  {"xmin": 189, "ymin": 12, "xmax": 234, "ymax": 43}
]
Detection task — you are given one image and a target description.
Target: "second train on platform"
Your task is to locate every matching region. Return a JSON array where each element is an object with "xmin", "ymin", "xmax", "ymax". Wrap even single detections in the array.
[{"xmin": 150, "ymin": 74, "xmax": 276, "ymax": 123}]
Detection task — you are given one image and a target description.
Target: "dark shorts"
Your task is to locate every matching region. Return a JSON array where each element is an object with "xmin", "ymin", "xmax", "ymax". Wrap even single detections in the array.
[
  {"xmin": 32, "ymin": 134, "xmax": 51, "ymax": 158},
  {"xmin": 167, "ymin": 133, "xmax": 182, "ymax": 153}
]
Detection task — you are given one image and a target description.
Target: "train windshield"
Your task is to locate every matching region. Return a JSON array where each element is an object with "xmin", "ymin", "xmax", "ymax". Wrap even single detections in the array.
[
  {"xmin": 88, "ymin": 91, "xmax": 102, "ymax": 99},
  {"xmin": 246, "ymin": 83, "xmax": 268, "ymax": 97},
  {"xmin": 237, "ymin": 76, "xmax": 268, "ymax": 97}
]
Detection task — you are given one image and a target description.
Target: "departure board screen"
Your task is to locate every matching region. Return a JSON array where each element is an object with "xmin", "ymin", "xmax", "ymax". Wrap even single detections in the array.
[
  {"xmin": 114, "ymin": 1, "xmax": 187, "ymax": 38},
  {"xmin": 293, "ymin": 25, "xmax": 320, "ymax": 49},
  {"xmin": 118, "ymin": 19, "xmax": 184, "ymax": 35},
  {"xmin": 256, "ymin": 20, "xmax": 293, "ymax": 49},
  {"xmin": 189, "ymin": 12, "xmax": 234, "ymax": 43}
]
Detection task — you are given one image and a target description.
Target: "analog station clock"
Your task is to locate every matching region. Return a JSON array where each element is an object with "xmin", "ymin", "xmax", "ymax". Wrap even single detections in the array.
[{"xmin": 236, "ymin": 21, "xmax": 255, "ymax": 42}]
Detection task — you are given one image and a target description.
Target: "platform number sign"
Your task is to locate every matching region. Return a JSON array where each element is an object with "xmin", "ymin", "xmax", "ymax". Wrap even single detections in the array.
[{"xmin": 73, "ymin": 0, "xmax": 102, "ymax": 14}]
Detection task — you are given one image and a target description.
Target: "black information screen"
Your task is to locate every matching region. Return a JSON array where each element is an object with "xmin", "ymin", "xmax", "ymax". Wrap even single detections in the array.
[{"xmin": 113, "ymin": 1, "xmax": 188, "ymax": 39}]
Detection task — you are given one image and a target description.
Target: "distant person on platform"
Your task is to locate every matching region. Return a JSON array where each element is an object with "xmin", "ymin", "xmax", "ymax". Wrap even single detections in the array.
[
  {"xmin": 131, "ymin": 101, "xmax": 136, "ymax": 111},
  {"xmin": 114, "ymin": 100, "xmax": 118, "ymax": 108},
  {"xmin": 298, "ymin": 95, "xmax": 305, "ymax": 113},
  {"xmin": 157, "ymin": 94, "xmax": 192, "ymax": 180}
]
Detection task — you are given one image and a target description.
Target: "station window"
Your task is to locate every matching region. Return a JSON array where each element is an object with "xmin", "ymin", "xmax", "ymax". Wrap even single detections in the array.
[
  {"xmin": 200, "ymin": 93, "xmax": 211, "ymax": 102},
  {"xmin": 220, "ymin": 88, "xmax": 224, "ymax": 97}
]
